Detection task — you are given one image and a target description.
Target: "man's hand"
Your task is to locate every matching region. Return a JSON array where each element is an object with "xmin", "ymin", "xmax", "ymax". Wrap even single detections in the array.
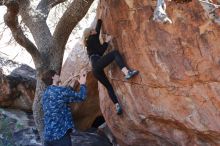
[{"xmin": 78, "ymin": 70, "xmax": 87, "ymax": 85}]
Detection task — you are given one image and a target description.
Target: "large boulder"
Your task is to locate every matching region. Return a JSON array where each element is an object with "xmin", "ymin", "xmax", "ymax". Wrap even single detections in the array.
[
  {"xmin": 98, "ymin": 1, "xmax": 220, "ymax": 146},
  {"xmin": 0, "ymin": 57, "xmax": 36, "ymax": 111}
]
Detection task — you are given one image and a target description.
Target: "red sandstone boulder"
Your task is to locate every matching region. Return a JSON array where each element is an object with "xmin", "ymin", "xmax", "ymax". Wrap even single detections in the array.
[
  {"xmin": 98, "ymin": 1, "xmax": 220, "ymax": 145},
  {"xmin": 0, "ymin": 57, "xmax": 36, "ymax": 111}
]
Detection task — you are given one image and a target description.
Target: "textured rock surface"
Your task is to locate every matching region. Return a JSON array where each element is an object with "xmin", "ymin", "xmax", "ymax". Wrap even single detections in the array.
[
  {"xmin": 71, "ymin": 131, "xmax": 112, "ymax": 146},
  {"xmin": 98, "ymin": 1, "xmax": 220, "ymax": 146},
  {"xmin": 0, "ymin": 108, "xmax": 41, "ymax": 146},
  {"xmin": 0, "ymin": 108, "xmax": 112, "ymax": 146},
  {"xmin": 60, "ymin": 43, "xmax": 102, "ymax": 131},
  {"xmin": 0, "ymin": 57, "xmax": 36, "ymax": 111}
]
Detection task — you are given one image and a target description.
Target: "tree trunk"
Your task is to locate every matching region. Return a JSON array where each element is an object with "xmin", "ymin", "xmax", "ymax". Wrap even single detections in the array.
[
  {"xmin": 33, "ymin": 76, "xmax": 47, "ymax": 140},
  {"xmin": 99, "ymin": 1, "xmax": 220, "ymax": 146},
  {"xmin": 2, "ymin": 0, "xmax": 95, "ymax": 141}
]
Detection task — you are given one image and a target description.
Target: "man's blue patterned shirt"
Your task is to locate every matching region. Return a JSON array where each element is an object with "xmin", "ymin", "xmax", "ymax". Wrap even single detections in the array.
[{"xmin": 42, "ymin": 84, "xmax": 87, "ymax": 141}]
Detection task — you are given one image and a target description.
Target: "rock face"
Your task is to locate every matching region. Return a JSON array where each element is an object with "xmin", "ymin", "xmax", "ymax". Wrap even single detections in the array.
[
  {"xmin": 98, "ymin": 1, "xmax": 220, "ymax": 146},
  {"xmin": 60, "ymin": 43, "xmax": 102, "ymax": 131},
  {"xmin": 0, "ymin": 108, "xmax": 41, "ymax": 146},
  {"xmin": 71, "ymin": 132, "xmax": 112, "ymax": 146},
  {"xmin": 0, "ymin": 57, "xmax": 36, "ymax": 111},
  {"xmin": 0, "ymin": 108, "xmax": 112, "ymax": 146}
]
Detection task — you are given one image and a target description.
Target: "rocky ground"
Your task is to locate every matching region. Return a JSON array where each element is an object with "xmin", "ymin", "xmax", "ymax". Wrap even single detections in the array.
[
  {"xmin": 0, "ymin": 108, "xmax": 41, "ymax": 146},
  {"xmin": 0, "ymin": 108, "xmax": 113, "ymax": 146}
]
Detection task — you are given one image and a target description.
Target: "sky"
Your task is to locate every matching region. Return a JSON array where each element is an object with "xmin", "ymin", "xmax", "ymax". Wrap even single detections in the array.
[
  {"xmin": 0, "ymin": 8, "xmax": 32, "ymax": 64},
  {"xmin": 0, "ymin": 0, "xmax": 98, "ymax": 68}
]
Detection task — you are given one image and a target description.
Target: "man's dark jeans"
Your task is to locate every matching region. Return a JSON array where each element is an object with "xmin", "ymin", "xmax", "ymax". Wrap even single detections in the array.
[{"xmin": 44, "ymin": 132, "xmax": 71, "ymax": 146}]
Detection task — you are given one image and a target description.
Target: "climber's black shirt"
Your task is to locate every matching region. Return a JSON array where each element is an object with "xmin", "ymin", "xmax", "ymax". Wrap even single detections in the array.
[{"xmin": 86, "ymin": 19, "xmax": 109, "ymax": 57}]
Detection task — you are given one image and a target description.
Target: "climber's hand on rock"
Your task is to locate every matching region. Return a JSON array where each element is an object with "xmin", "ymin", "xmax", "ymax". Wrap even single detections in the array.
[{"xmin": 105, "ymin": 35, "xmax": 112, "ymax": 43}]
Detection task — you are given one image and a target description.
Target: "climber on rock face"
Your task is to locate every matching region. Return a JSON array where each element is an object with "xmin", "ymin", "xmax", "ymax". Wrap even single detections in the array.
[
  {"xmin": 83, "ymin": 19, "xmax": 139, "ymax": 115},
  {"xmin": 41, "ymin": 70, "xmax": 87, "ymax": 146}
]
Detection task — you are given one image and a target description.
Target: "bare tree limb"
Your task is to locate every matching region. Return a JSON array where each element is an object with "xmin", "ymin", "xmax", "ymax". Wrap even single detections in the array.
[
  {"xmin": 18, "ymin": 0, "xmax": 55, "ymax": 69},
  {"xmin": 36, "ymin": 0, "xmax": 67, "ymax": 19},
  {"xmin": 48, "ymin": 0, "xmax": 67, "ymax": 8},
  {"xmin": 0, "ymin": 0, "xmax": 4, "ymax": 5},
  {"xmin": 4, "ymin": 0, "xmax": 42, "ymax": 67},
  {"xmin": 53, "ymin": 0, "xmax": 94, "ymax": 53},
  {"xmin": 153, "ymin": 0, "xmax": 172, "ymax": 24}
]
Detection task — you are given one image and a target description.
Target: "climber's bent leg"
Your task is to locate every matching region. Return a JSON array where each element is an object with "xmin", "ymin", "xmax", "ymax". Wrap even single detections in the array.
[
  {"xmin": 96, "ymin": 50, "xmax": 126, "ymax": 70},
  {"xmin": 93, "ymin": 69, "xmax": 118, "ymax": 104},
  {"xmin": 92, "ymin": 69, "xmax": 122, "ymax": 115}
]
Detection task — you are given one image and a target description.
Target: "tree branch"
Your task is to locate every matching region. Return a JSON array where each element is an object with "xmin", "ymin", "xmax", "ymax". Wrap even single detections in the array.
[
  {"xmin": 53, "ymin": 0, "xmax": 94, "ymax": 52},
  {"xmin": 4, "ymin": 0, "xmax": 42, "ymax": 67},
  {"xmin": 48, "ymin": 0, "xmax": 67, "ymax": 8},
  {"xmin": 153, "ymin": 0, "xmax": 172, "ymax": 24},
  {"xmin": 36, "ymin": 0, "xmax": 50, "ymax": 19},
  {"xmin": 36, "ymin": 0, "xmax": 67, "ymax": 19}
]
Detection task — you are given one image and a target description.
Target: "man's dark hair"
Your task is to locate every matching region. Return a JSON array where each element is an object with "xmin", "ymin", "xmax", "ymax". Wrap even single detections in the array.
[{"xmin": 41, "ymin": 70, "xmax": 57, "ymax": 86}]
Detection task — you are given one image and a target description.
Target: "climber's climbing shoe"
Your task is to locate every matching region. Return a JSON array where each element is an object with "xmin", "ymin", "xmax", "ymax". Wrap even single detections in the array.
[
  {"xmin": 115, "ymin": 103, "xmax": 122, "ymax": 115},
  {"xmin": 125, "ymin": 70, "xmax": 139, "ymax": 80}
]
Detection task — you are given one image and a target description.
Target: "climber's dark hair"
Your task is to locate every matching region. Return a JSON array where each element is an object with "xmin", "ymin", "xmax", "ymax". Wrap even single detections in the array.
[{"xmin": 41, "ymin": 70, "xmax": 57, "ymax": 86}]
